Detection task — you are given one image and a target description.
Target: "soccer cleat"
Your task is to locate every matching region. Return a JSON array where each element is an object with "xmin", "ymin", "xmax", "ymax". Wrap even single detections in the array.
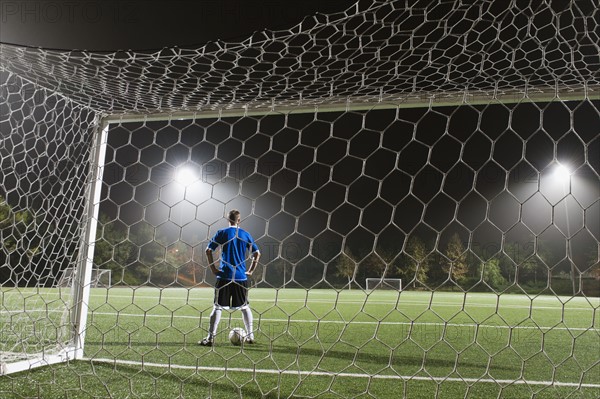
[
  {"xmin": 244, "ymin": 336, "xmax": 255, "ymax": 344},
  {"xmin": 198, "ymin": 337, "xmax": 214, "ymax": 347}
]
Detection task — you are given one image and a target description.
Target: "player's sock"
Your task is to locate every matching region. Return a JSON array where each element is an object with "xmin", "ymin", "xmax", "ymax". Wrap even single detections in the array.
[
  {"xmin": 208, "ymin": 307, "xmax": 222, "ymax": 338},
  {"xmin": 241, "ymin": 306, "xmax": 254, "ymax": 340}
]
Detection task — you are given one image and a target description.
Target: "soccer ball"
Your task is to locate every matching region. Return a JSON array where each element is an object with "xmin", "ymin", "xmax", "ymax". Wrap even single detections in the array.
[{"xmin": 228, "ymin": 327, "xmax": 246, "ymax": 346}]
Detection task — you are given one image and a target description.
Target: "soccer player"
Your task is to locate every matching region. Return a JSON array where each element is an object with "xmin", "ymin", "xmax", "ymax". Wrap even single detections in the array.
[{"xmin": 199, "ymin": 209, "xmax": 260, "ymax": 346}]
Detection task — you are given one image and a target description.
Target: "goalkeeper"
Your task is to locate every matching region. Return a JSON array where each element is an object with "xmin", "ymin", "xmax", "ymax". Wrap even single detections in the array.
[{"xmin": 199, "ymin": 209, "xmax": 260, "ymax": 346}]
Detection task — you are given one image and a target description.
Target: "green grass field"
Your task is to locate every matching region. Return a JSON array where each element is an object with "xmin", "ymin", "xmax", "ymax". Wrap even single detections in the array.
[{"xmin": 1, "ymin": 287, "xmax": 599, "ymax": 398}]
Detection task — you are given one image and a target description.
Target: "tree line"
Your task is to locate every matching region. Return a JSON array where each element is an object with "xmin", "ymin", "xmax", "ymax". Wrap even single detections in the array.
[
  {"xmin": 2, "ymin": 202, "xmax": 598, "ymax": 295},
  {"xmin": 328, "ymin": 234, "xmax": 597, "ymax": 294},
  {"xmin": 93, "ymin": 215, "xmax": 599, "ymax": 295},
  {"xmin": 0, "ymin": 195, "xmax": 80, "ymax": 286}
]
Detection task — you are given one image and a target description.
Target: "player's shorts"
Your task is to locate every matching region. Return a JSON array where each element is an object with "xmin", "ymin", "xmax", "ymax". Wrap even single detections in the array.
[{"xmin": 214, "ymin": 279, "xmax": 249, "ymax": 309}]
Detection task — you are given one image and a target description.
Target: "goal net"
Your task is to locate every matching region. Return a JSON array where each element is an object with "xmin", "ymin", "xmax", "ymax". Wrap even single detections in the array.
[{"xmin": 1, "ymin": 0, "xmax": 599, "ymax": 397}]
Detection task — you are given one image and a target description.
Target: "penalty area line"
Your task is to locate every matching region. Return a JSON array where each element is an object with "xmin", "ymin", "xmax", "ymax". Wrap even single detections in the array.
[
  {"xmin": 88, "ymin": 311, "xmax": 600, "ymax": 332},
  {"xmin": 86, "ymin": 358, "xmax": 600, "ymax": 389}
]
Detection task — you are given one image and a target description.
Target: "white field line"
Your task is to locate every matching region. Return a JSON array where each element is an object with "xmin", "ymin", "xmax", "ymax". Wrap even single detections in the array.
[
  {"xmin": 86, "ymin": 357, "xmax": 600, "ymax": 389},
  {"xmin": 3, "ymin": 299, "xmax": 597, "ymax": 312},
  {"xmin": 84, "ymin": 311, "xmax": 600, "ymax": 332},
  {"xmin": 2, "ymin": 311, "xmax": 599, "ymax": 332},
  {"xmin": 4, "ymin": 288, "xmax": 598, "ymax": 303},
  {"xmin": 3, "ymin": 291, "xmax": 599, "ymax": 310},
  {"xmin": 3, "ymin": 309, "xmax": 599, "ymax": 332},
  {"xmin": 2, "ymin": 310, "xmax": 599, "ymax": 333},
  {"xmin": 84, "ymin": 294, "xmax": 600, "ymax": 311},
  {"xmin": 4, "ymin": 299, "xmax": 597, "ymax": 312},
  {"xmin": 103, "ymin": 295, "xmax": 600, "ymax": 310}
]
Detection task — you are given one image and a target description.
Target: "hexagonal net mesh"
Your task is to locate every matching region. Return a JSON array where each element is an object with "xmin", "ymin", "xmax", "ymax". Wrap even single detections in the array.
[{"xmin": 1, "ymin": 0, "xmax": 599, "ymax": 397}]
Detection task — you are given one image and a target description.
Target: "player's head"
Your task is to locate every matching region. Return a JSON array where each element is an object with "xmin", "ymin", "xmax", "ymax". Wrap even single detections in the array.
[{"xmin": 228, "ymin": 209, "xmax": 241, "ymax": 225}]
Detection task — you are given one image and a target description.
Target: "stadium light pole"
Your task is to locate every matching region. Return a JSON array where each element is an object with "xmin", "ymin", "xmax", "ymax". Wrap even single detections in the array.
[{"xmin": 553, "ymin": 163, "xmax": 577, "ymax": 295}]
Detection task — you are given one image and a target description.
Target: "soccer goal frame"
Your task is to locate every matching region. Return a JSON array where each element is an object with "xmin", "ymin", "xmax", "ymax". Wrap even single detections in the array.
[
  {"xmin": 365, "ymin": 278, "xmax": 402, "ymax": 291},
  {"xmin": 0, "ymin": 122, "xmax": 108, "ymax": 376}
]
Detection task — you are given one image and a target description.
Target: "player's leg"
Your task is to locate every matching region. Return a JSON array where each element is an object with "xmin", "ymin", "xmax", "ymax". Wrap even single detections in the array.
[
  {"xmin": 199, "ymin": 279, "xmax": 227, "ymax": 346},
  {"xmin": 240, "ymin": 305, "xmax": 254, "ymax": 343},
  {"xmin": 232, "ymin": 280, "xmax": 255, "ymax": 343},
  {"xmin": 208, "ymin": 306, "xmax": 222, "ymax": 337}
]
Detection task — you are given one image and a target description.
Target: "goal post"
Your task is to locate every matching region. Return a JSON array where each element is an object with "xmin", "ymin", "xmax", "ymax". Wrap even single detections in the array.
[
  {"xmin": 0, "ymin": 116, "xmax": 107, "ymax": 375},
  {"xmin": 70, "ymin": 121, "xmax": 109, "ymax": 360}
]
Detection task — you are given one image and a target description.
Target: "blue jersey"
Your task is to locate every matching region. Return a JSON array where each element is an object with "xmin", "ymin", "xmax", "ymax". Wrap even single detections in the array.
[{"xmin": 208, "ymin": 226, "xmax": 259, "ymax": 281}]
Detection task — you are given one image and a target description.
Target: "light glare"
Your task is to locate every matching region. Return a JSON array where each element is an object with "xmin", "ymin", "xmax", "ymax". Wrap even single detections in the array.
[
  {"xmin": 553, "ymin": 164, "xmax": 570, "ymax": 182},
  {"xmin": 175, "ymin": 167, "xmax": 197, "ymax": 186}
]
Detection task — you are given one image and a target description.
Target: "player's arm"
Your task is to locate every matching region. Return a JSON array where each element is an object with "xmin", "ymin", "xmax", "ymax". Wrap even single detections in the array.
[
  {"xmin": 206, "ymin": 248, "xmax": 220, "ymax": 276},
  {"xmin": 246, "ymin": 249, "xmax": 260, "ymax": 276},
  {"xmin": 206, "ymin": 232, "xmax": 222, "ymax": 276}
]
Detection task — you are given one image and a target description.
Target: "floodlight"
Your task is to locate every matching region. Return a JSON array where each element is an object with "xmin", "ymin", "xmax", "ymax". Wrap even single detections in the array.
[
  {"xmin": 553, "ymin": 164, "xmax": 571, "ymax": 183},
  {"xmin": 175, "ymin": 166, "xmax": 197, "ymax": 186}
]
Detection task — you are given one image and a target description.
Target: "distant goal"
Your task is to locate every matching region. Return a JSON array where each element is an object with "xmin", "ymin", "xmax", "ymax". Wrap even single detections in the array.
[
  {"xmin": 57, "ymin": 268, "xmax": 112, "ymax": 289},
  {"xmin": 365, "ymin": 278, "xmax": 402, "ymax": 291}
]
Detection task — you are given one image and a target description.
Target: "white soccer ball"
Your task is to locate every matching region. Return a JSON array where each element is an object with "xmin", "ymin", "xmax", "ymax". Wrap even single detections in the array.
[{"xmin": 228, "ymin": 327, "xmax": 246, "ymax": 346}]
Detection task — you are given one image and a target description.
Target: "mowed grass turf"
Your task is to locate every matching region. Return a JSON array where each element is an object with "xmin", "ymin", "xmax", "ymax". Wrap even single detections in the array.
[{"xmin": 1, "ymin": 287, "xmax": 599, "ymax": 398}]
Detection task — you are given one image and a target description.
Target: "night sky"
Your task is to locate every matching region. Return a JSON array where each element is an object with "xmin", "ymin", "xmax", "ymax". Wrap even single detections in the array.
[
  {"xmin": 0, "ymin": 0, "xmax": 350, "ymax": 51},
  {"xmin": 99, "ymin": 100, "xmax": 600, "ymax": 284},
  {"xmin": 1, "ymin": 0, "xmax": 599, "ymax": 288}
]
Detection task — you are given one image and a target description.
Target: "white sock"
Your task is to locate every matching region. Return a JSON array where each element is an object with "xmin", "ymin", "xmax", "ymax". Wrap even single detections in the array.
[
  {"xmin": 208, "ymin": 307, "xmax": 222, "ymax": 338},
  {"xmin": 241, "ymin": 306, "xmax": 254, "ymax": 339}
]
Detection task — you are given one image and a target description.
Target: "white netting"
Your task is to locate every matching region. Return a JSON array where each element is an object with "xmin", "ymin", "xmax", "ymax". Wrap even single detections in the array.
[
  {"xmin": 0, "ymin": 0, "xmax": 597, "ymax": 115},
  {"xmin": 1, "ymin": 0, "xmax": 599, "ymax": 397},
  {"xmin": 0, "ymin": 71, "xmax": 98, "ymax": 372}
]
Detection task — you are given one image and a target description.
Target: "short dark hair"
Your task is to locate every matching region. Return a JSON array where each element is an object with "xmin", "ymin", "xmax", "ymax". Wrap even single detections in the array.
[{"xmin": 228, "ymin": 209, "xmax": 241, "ymax": 223}]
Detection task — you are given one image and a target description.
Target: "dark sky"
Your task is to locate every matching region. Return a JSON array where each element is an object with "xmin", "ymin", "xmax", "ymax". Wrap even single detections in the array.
[
  {"xmin": 1, "ymin": 0, "xmax": 598, "ymax": 287},
  {"xmin": 0, "ymin": 0, "xmax": 350, "ymax": 50},
  {"xmin": 101, "ymin": 101, "xmax": 600, "ymax": 270}
]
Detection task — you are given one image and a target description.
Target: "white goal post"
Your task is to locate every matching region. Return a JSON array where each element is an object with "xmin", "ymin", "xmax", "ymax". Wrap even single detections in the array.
[{"xmin": 365, "ymin": 278, "xmax": 402, "ymax": 291}]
